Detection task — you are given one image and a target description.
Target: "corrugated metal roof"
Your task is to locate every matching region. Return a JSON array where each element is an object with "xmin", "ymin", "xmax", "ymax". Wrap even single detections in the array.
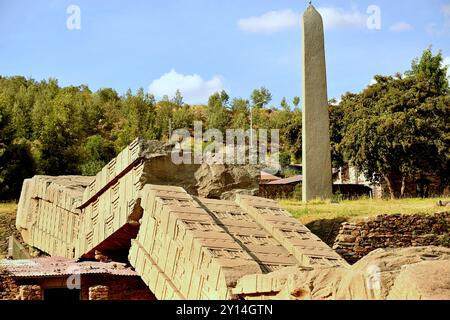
[
  {"xmin": 0, "ymin": 257, "xmax": 137, "ymax": 278},
  {"xmin": 260, "ymin": 171, "xmax": 281, "ymax": 182},
  {"xmin": 267, "ymin": 175, "xmax": 303, "ymax": 185}
]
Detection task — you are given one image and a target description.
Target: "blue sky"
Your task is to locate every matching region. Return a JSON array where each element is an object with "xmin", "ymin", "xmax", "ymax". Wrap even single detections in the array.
[{"xmin": 1, "ymin": 0, "xmax": 449, "ymax": 105}]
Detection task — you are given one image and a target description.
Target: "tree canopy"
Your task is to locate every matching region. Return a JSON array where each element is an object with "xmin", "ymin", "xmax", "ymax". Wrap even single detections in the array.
[
  {"xmin": 1, "ymin": 47, "xmax": 448, "ymax": 200},
  {"xmin": 332, "ymin": 48, "xmax": 449, "ymax": 198},
  {"xmin": 0, "ymin": 78, "xmax": 300, "ymax": 199}
]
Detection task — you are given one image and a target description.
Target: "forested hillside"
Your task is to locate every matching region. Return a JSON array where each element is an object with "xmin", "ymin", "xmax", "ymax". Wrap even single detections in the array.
[{"xmin": 0, "ymin": 48, "xmax": 448, "ymax": 200}]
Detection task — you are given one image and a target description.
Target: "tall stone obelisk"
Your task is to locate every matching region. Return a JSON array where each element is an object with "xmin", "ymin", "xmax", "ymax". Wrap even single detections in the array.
[{"xmin": 302, "ymin": 4, "xmax": 333, "ymax": 202}]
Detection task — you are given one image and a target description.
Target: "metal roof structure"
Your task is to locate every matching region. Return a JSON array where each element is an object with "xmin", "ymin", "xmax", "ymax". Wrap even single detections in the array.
[
  {"xmin": 260, "ymin": 171, "xmax": 282, "ymax": 183},
  {"xmin": 0, "ymin": 257, "xmax": 137, "ymax": 278},
  {"xmin": 267, "ymin": 175, "xmax": 303, "ymax": 185}
]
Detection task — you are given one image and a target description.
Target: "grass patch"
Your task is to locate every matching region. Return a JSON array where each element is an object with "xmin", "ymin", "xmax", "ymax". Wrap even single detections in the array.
[{"xmin": 280, "ymin": 197, "xmax": 445, "ymax": 225}]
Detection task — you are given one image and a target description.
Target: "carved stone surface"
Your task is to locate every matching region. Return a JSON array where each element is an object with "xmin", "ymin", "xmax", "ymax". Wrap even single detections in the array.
[{"xmin": 128, "ymin": 186, "xmax": 347, "ymax": 300}]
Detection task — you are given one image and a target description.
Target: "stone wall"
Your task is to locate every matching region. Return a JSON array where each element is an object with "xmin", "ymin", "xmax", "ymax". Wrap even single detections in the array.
[
  {"xmin": 259, "ymin": 183, "xmax": 372, "ymax": 200},
  {"xmin": 80, "ymin": 275, "xmax": 155, "ymax": 300},
  {"xmin": 18, "ymin": 285, "xmax": 42, "ymax": 300},
  {"xmin": 333, "ymin": 212, "xmax": 450, "ymax": 263},
  {"xmin": 89, "ymin": 285, "xmax": 109, "ymax": 300},
  {"xmin": 0, "ymin": 273, "xmax": 154, "ymax": 300},
  {"xmin": 0, "ymin": 268, "xmax": 19, "ymax": 300}
]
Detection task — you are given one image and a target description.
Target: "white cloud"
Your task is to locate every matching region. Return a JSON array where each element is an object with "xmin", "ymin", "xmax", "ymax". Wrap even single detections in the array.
[
  {"xmin": 238, "ymin": 9, "xmax": 299, "ymax": 33},
  {"xmin": 148, "ymin": 69, "xmax": 225, "ymax": 104},
  {"xmin": 389, "ymin": 22, "xmax": 413, "ymax": 32},
  {"xmin": 238, "ymin": 7, "xmax": 368, "ymax": 34},
  {"xmin": 369, "ymin": 78, "xmax": 377, "ymax": 85},
  {"xmin": 317, "ymin": 7, "xmax": 367, "ymax": 30}
]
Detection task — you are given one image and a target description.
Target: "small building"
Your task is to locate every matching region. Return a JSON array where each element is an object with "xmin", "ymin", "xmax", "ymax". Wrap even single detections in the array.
[
  {"xmin": 259, "ymin": 175, "xmax": 303, "ymax": 199},
  {"xmin": 260, "ymin": 171, "xmax": 282, "ymax": 184},
  {"xmin": 259, "ymin": 172, "xmax": 373, "ymax": 200},
  {"xmin": 335, "ymin": 164, "xmax": 382, "ymax": 199},
  {"xmin": 0, "ymin": 257, "xmax": 155, "ymax": 300}
]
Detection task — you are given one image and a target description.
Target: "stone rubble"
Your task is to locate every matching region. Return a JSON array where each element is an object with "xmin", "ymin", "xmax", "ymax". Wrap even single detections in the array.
[{"xmin": 333, "ymin": 212, "xmax": 450, "ymax": 263}]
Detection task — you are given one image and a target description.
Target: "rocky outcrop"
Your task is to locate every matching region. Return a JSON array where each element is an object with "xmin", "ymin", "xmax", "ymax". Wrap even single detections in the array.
[
  {"xmin": 387, "ymin": 260, "xmax": 450, "ymax": 300},
  {"xmin": 335, "ymin": 246, "xmax": 450, "ymax": 300},
  {"xmin": 235, "ymin": 246, "xmax": 450, "ymax": 300},
  {"xmin": 220, "ymin": 188, "xmax": 259, "ymax": 201},
  {"xmin": 195, "ymin": 163, "xmax": 260, "ymax": 199}
]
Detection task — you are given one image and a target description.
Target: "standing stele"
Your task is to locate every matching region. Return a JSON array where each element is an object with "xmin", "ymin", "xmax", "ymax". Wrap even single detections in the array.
[{"xmin": 301, "ymin": 2, "xmax": 333, "ymax": 202}]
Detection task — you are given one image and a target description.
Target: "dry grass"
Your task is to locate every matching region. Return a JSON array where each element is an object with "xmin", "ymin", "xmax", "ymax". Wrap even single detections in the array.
[
  {"xmin": 280, "ymin": 197, "xmax": 446, "ymax": 225},
  {"xmin": 0, "ymin": 202, "xmax": 18, "ymax": 259},
  {"xmin": 0, "ymin": 199, "xmax": 447, "ymax": 257}
]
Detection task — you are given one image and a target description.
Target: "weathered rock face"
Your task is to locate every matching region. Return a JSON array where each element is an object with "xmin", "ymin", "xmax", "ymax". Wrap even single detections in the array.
[
  {"xmin": 336, "ymin": 246, "xmax": 450, "ymax": 300},
  {"xmin": 220, "ymin": 189, "xmax": 259, "ymax": 201},
  {"xmin": 195, "ymin": 163, "xmax": 261, "ymax": 199},
  {"xmin": 113, "ymin": 139, "xmax": 261, "ymax": 198},
  {"xmin": 137, "ymin": 140, "xmax": 201, "ymax": 195},
  {"xmin": 387, "ymin": 260, "xmax": 450, "ymax": 300},
  {"xmin": 83, "ymin": 139, "xmax": 261, "ymax": 201},
  {"xmin": 249, "ymin": 246, "xmax": 450, "ymax": 300}
]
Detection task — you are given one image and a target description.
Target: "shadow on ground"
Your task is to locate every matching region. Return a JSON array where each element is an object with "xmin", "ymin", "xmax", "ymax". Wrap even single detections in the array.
[{"xmin": 306, "ymin": 218, "xmax": 348, "ymax": 247}]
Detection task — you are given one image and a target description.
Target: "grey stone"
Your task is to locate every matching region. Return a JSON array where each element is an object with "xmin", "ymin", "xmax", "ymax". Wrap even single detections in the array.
[{"xmin": 301, "ymin": 4, "xmax": 333, "ymax": 202}]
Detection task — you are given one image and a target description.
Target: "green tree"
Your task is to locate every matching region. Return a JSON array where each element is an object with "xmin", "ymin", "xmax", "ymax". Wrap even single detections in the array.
[
  {"xmin": 0, "ymin": 143, "xmax": 36, "ymax": 200},
  {"xmin": 80, "ymin": 135, "xmax": 116, "ymax": 175},
  {"xmin": 293, "ymin": 96, "xmax": 300, "ymax": 109},
  {"xmin": 94, "ymin": 88, "xmax": 122, "ymax": 140},
  {"xmin": 172, "ymin": 89, "xmax": 184, "ymax": 107},
  {"xmin": 406, "ymin": 47, "xmax": 449, "ymax": 95},
  {"xmin": 117, "ymin": 88, "xmax": 156, "ymax": 149},
  {"xmin": 154, "ymin": 100, "xmax": 175, "ymax": 140},
  {"xmin": 281, "ymin": 108, "xmax": 302, "ymax": 161},
  {"xmin": 172, "ymin": 105, "xmax": 194, "ymax": 130},
  {"xmin": 230, "ymin": 98, "xmax": 249, "ymax": 129},
  {"xmin": 337, "ymin": 71, "xmax": 449, "ymax": 198},
  {"xmin": 329, "ymin": 99, "xmax": 345, "ymax": 170},
  {"xmin": 206, "ymin": 91, "xmax": 229, "ymax": 131},
  {"xmin": 251, "ymin": 87, "xmax": 272, "ymax": 109},
  {"xmin": 280, "ymin": 97, "xmax": 291, "ymax": 112}
]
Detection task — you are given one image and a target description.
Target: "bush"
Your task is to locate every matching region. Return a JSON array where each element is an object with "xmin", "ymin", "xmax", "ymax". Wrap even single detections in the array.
[{"xmin": 0, "ymin": 143, "xmax": 36, "ymax": 200}]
